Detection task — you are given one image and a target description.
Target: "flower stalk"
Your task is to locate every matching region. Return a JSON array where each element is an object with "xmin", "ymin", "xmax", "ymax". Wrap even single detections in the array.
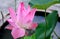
[{"xmin": 45, "ymin": 9, "xmax": 47, "ymax": 39}]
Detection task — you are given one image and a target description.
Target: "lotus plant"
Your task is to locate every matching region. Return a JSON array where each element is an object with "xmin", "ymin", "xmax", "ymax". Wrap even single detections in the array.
[{"xmin": 5, "ymin": 2, "xmax": 38, "ymax": 39}]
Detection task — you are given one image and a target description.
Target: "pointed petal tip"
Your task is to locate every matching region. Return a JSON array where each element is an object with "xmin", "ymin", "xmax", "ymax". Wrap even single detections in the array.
[
  {"xmin": 8, "ymin": 7, "xmax": 13, "ymax": 11},
  {"xmin": 33, "ymin": 8, "xmax": 37, "ymax": 11},
  {"xmin": 28, "ymin": 5, "xmax": 31, "ymax": 8},
  {"xmin": 21, "ymin": 2, "xmax": 24, "ymax": 4},
  {"xmin": 19, "ymin": 2, "xmax": 24, "ymax": 6}
]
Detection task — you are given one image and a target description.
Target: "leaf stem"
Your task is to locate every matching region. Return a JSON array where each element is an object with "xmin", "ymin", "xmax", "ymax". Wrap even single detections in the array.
[{"xmin": 45, "ymin": 9, "xmax": 47, "ymax": 39}]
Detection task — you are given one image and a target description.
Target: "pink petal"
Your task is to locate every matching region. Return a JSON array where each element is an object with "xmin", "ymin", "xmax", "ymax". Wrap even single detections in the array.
[
  {"xmin": 24, "ymin": 8, "xmax": 36, "ymax": 23},
  {"xmin": 21, "ymin": 3, "xmax": 26, "ymax": 17},
  {"xmin": 11, "ymin": 28, "xmax": 25, "ymax": 39},
  {"xmin": 5, "ymin": 25, "xmax": 14, "ymax": 30},
  {"xmin": 8, "ymin": 7, "xmax": 16, "ymax": 22},
  {"xmin": 23, "ymin": 5, "xmax": 31, "ymax": 17},
  {"xmin": 27, "ymin": 8, "xmax": 36, "ymax": 21},
  {"xmin": 27, "ymin": 5, "xmax": 30, "ymax": 13},
  {"xmin": 7, "ymin": 19, "xmax": 16, "ymax": 27},
  {"xmin": 29, "ymin": 23, "xmax": 38, "ymax": 29},
  {"xmin": 7, "ymin": 19, "xmax": 13, "ymax": 23},
  {"xmin": 17, "ymin": 2, "xmax": 29, "ymax": 23},
  {"xmin": 17, "ymin": 2, "xmax": 24, "ymax": 22},
  {"xmin": 7, "ymin": 19, "xmax": 20, "ymax": 28}
]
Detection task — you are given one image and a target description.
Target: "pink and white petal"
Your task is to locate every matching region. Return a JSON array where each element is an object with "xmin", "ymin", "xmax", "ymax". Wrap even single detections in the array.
[
  {"xmin": 7, "ymin": 19, "xmax": 20, "ymax": 28},
  {"xmin": 8, "ymin": 7, "xmax": 16, "ymax": 22},
  {"xmin": 29, "ymin": 23, "xmax": 38, "ymax": 29},
  {"xmin": 27, "ymin": 5, "xmax": 30, "ymax": 13},
  {"xmin": 11, "ymin": 28, "xmax": 25, "ymax": 39},
  {"xmin": 17, "ymin": 2, "xmax": 24, "ymax": 22},
  {"xmin": 7, "ymin": 19, "xmax": 13, "ymax": 23},
  {"xmin": 24, "ymin": 8, "xmax": 36, "ymax": 23},
  {"xmin": 5, "ymin": 25, "xmax": 14, "ymax": 30},
  {"xmin": 27, "ymin": 8, "xmax": 36, "ymax": 21},
  {"xmin": 7, "ymin": 19, "xmax": 16, "ymax": 27},
  {"xmin": 21, "ymin": 2, "xmax": 26, "ymax": 17},
  {"xmin": 23, "ymin": 5, "xmax": 31, "ymax": 17}
]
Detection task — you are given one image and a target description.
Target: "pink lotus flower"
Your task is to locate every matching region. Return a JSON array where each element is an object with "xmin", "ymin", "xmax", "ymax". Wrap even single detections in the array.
[{"xmin": 5, "ymin": 2, "xmax": 38, "ymax": 39}]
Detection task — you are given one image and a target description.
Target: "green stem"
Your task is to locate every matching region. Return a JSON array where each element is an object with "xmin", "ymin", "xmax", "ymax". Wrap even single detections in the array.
[
  {"xmin": 44, "ymin": 9, "xmax": 47, "ymax": 39},
  {"xmin": 54, "ymin": 31, "xmax": 60, "ymax": 39}
]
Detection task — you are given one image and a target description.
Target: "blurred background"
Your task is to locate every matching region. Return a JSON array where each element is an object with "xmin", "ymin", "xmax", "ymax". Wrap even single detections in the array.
[{"xmin": 0, "ymin": 0, "xmax": 60, "ymax": 39}]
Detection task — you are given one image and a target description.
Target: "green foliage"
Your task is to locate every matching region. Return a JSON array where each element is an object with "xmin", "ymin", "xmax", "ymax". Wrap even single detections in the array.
[
  {"xmin": 35, "ymin": 11, "xmax": 58, "ymax": 39},
  {"xmin": 23, "ymin": 11, "xmax": 58, "ymax": 39},
  {"xmin": 29, "ymin": 0, "xmax": 60, "ymax": 9},
  {"xmin": 24, "ymin": 34, "xmax": 35, "ymax": 39}
]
